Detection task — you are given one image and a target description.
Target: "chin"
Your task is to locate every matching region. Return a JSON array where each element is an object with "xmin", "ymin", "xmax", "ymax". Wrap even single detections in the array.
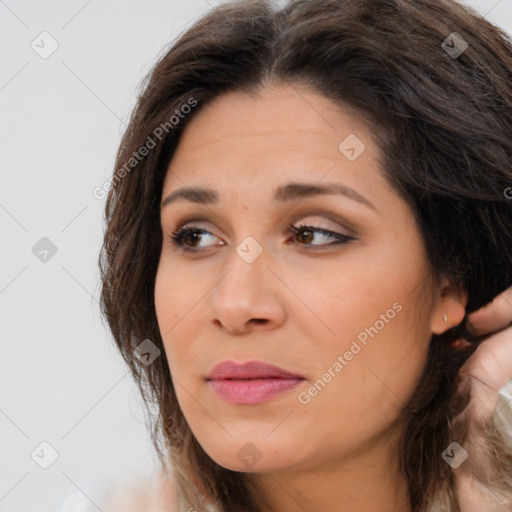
[{"xmin": 200, "ymin": 438, "xmax": 298, "ymax": 473}]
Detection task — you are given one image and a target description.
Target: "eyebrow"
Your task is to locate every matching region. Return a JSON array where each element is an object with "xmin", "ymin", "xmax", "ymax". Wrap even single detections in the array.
[{"xmin": 161, "ymin": 181, "xmax": 376, "ymax": 211}]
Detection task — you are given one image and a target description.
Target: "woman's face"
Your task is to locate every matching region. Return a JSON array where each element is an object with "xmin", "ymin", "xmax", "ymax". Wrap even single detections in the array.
[{"xmin": 154, "ymin": 83, "xmax": 459, "ymax": 474}]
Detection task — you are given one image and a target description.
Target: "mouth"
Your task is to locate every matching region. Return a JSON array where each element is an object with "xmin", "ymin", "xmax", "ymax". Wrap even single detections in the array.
[{"xmin": 206, "ymin": 360, "xmax": 305, "ymax": 404}]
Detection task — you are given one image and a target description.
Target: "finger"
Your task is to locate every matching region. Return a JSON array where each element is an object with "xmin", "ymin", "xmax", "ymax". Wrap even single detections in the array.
[
  {"xmin": 466, "ymin": 287, "xmax": 512, "ymax": 336},
  {"xmin": 460, "ymin": 326, "xmax": 512, "ymax": 392}
]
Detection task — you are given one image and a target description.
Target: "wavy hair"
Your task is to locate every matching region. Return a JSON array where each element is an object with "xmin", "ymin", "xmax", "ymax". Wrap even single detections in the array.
[{"xmin": 98, "ymin": 0, "xmax": 512, "ymax": 510}]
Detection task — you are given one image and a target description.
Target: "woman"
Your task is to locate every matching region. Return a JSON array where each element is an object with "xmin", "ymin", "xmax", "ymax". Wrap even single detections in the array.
[{"xmin": 98, "ymin": 0, "xmax": 512, "ymax": 510}]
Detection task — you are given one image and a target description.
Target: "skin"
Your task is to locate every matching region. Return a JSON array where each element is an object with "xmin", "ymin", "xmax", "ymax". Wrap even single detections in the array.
[
  {"xmin": 455, "ymin": 288, "xmax": 512, "ymax": 511},
  {"xmin": 153, "ymin": 81, "xmax": 492, "ymax": 512},
  {"xmin": 104, "ymin": 290, "xmax": 512, "ymax": 511}
]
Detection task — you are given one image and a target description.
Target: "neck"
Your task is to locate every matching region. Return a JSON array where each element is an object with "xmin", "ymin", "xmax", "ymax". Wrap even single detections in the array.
[{"xmin": 245, "ymin": 423, "xmax": 411, "ymax": 512}]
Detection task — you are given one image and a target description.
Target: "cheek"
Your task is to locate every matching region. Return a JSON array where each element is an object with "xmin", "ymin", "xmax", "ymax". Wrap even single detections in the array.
[
  {"xmin": 306, "ymin": 250, "xmax": 430, "ymax": 400},
  {"xmin": 154, "ymin": 265, "xmax": 198, "ymax": 368},
  {"xmin": 154, "ymin": 258, "xmax": 203, "ymax": 330},
  {"xmin": 305, "ymin": 251, "xmax": 423, "ymax": 341},
  {"xmin": 299, "ymin": 303, "xmax": 429, "ymax": 450}
]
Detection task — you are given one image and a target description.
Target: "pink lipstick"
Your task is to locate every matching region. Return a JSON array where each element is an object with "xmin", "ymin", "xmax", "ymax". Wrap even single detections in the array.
[{"xmin": 207, "ymin": 360, "xmax": 305, "ymax": 405}]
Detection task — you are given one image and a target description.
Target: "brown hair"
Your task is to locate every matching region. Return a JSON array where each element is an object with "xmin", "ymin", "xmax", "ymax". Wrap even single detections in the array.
[{"xmin": 98, "ymin": 0, "xmax": 512, "ymax": 510}]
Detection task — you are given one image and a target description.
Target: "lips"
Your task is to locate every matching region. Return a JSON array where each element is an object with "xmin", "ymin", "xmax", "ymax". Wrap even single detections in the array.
[
  {"xmin": 207, "ymin": 360, "xmax": 304, "ymax": 380},
  {"xmin": 206, "ymin": 360, "xmax": 305, "ymax": 405}
]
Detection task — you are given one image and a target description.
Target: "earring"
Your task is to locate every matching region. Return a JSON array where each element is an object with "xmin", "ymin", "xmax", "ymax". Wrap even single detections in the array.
[{"xmin": 442, "ymin": 313, "xmax": 448, "ymax": 322}]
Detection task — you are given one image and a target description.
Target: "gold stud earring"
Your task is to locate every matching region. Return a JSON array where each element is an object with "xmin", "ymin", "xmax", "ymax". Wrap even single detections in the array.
[{"xmin": 442, "ymin": 313, "xmax": 448, "ymax": 322}]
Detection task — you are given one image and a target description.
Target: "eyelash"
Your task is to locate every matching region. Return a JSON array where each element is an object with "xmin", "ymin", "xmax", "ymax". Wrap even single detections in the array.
[{"xmin": 167, "ymin": 223, "xmax": 355, "ymax": 253}]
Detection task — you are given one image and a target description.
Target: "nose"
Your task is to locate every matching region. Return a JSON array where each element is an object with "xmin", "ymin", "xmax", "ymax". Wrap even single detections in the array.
[{"xmin": 205, "ymin": 249, "xmax": 286, "ymax": 335}]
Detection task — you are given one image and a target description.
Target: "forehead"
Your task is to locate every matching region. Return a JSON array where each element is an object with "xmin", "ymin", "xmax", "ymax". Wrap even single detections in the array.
[{"xmin": 166, "ymin": 83, "xmax": 379, "ymax": 171}]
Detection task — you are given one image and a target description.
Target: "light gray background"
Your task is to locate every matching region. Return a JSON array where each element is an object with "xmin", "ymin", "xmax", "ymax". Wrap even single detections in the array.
[{"xmin": 1, "ymin": 1, "xmax": 511, "ymax": 511}]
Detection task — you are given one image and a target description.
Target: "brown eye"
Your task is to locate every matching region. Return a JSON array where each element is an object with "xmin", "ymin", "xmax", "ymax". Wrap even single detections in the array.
[
  {"xmin": 167, "ymin": 223, "xmax": 355, "ymax": 254},
  {"xmin": 289, "ymin": 224, "xmax": 355, "ymax": 249},
  {"xmin": 168, "ymin": 226, "xmax": 221, "ymax": 251}
]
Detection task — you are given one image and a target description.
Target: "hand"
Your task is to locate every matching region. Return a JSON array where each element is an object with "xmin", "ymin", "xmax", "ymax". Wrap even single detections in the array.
[{"xmin": 452, "ymin": 287, "xmax": 512, "ymax": 511}]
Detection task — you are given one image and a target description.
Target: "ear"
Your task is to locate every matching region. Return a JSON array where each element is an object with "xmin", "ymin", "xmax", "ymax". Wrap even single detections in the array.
[{"xmin": 430, "ymin": 275, "xmax": 468, "ymax": 335}]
